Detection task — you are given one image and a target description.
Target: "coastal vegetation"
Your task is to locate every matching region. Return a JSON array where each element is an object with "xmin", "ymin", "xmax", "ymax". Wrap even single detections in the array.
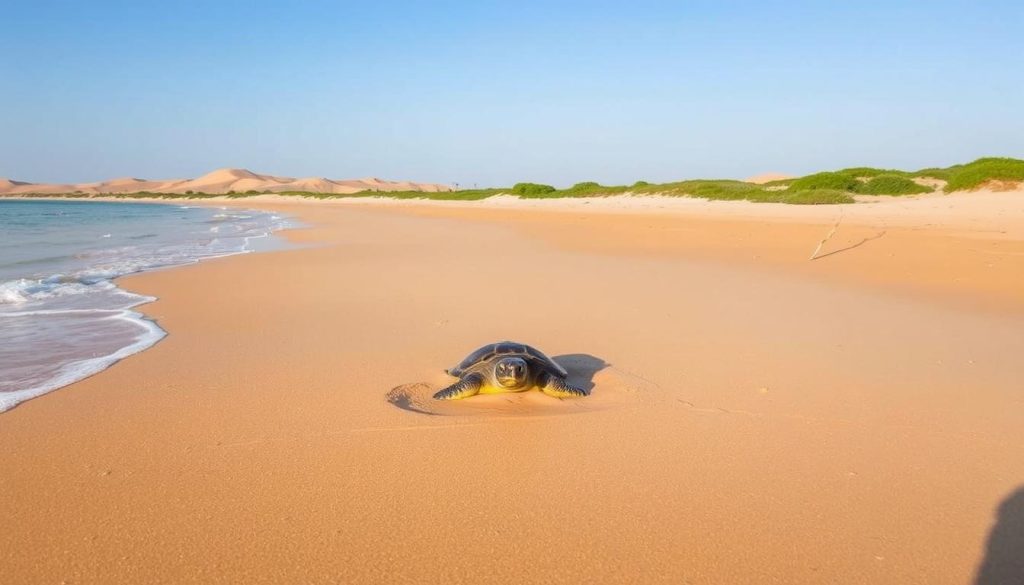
[
  {"xmin": 787, "ymin": 172, "xmax": 860, "ymax": 192},
  {"xmin": 941, "ymin": 157, "xmax": 1024, "ymax": 191},
  {"xmin": 511, "ymin": 182, "xmax": 556, "ymax": 196},
  {"xmin": 5, "ymin": 157, "xmax": 1022, "ymax": 205},
  {"xmin": 855, "ymin": 175, "xmax": 931, "ymax": 195}
]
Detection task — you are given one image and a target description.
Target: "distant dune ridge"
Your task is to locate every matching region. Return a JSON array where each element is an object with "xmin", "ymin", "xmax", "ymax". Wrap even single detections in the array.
[
  {"xmin": 0, "ymin": 168, "xmax": 453, "ymax": 195},
  {"xmin": 744, "ymin": 172, "xmax": 794, "ymax": 184}
]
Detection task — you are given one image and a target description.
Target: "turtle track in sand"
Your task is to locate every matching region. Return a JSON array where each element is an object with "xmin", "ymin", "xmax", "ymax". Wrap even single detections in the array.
[{"xmin": 386, "ymin": 354, "xmax": 654, "ymax": 418}]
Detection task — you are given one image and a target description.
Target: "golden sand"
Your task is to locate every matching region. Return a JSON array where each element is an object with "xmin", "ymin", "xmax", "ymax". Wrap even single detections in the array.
[{"xmin": 1, "ymin": 194, "xmax": 1022, "ymax": 584}]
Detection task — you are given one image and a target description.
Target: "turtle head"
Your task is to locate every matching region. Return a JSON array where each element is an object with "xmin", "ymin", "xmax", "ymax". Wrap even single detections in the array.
[{"xmin": 494, "ymin": 357, "xmax": 528, "ymax": 388}]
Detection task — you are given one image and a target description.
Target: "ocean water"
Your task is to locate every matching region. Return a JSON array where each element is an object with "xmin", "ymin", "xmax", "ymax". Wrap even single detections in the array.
[{"xmin": 0, "ymin": 200, "xmax": 291, "ymax": 412}]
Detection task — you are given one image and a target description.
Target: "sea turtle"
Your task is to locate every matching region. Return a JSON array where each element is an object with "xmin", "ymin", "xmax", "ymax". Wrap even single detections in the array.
[{"xmin": 433, "ymin": 341, "xmax": 589, "ymax": 400}]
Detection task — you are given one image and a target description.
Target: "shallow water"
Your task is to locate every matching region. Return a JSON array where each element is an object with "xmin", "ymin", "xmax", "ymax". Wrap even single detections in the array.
[{"xmin": 0, "ymin": 199, "xmax": 291, "ymax": 412}]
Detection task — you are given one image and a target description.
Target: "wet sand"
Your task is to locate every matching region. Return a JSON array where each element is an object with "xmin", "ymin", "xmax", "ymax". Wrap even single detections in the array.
[{"xmin": 2, "ymin": 194, "xmax": 1023, "ymax": 584}]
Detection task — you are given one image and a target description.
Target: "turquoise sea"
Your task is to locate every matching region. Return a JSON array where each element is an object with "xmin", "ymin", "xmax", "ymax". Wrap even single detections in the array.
[{"xmin": 0, "ymin": 200, "xmax": 290, "ymax": 412}]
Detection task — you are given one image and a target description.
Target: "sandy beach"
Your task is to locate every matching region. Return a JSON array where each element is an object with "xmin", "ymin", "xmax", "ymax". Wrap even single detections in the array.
[{"xmin": 2, "ymin": 193, "xmax": 1023, "ymax": 584}]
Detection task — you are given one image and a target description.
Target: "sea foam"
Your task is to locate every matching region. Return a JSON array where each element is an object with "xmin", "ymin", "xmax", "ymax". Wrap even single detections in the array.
[{"xmin": 0, "ymin": 200, "xmax": 292, "ymax": 412}]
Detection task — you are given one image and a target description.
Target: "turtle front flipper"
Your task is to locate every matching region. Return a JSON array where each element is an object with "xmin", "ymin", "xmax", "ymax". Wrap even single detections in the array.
[
  {"xmin": 433, "ymin": 374, "xmax": 484, "ymax": 400},
  {"xmin": 539, "ymin": 372, "xmax": 589, "ymax": 398}
]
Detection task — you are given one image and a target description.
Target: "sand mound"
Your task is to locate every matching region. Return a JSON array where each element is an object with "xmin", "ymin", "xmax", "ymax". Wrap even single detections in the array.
[
  {"xmin": 745, "ymin": 172, "xmax": 793, "ymax": 184},
  {"xmin": 977, "ymin": 179, "xmax": 1023, "ymax": 192},
  {"xmin": 9, "ymin": 182, "xmax": 79, "ymax": 194},
  {"xmin": 196, "ymin": 168, "xmax": 268, "ymax": 183},
  {"xmin": 285, "ymin": 178, "xmax": 354, "ymax": 194},
  {"xmin": 105, "ymin": 177, "xmax": 146, "ymax": 186},
  {"xmin": 913, "ymin": 177, "xmax": 947, "ymax": 190},
  {"xmin": 176, "ymin": 168, "xmax": 278, "ymax": 192},
  {"xmin": 74, "ymin": 177, "xmax": 174, "ymax": 194}
]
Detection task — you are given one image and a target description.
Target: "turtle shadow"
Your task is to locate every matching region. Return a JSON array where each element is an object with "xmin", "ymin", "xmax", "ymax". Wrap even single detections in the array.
[{"xmin": 552, "ymin": 353, "xmax": 609, "ymax": 393}]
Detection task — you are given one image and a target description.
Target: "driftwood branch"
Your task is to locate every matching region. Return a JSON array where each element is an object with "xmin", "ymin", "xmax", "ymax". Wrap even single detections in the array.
[{"xmin": 809, "ymin": 210, "xmax": 844, "ymax": 260}]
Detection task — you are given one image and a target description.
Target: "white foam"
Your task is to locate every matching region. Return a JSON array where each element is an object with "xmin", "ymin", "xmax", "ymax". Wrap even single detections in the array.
[
  {"xmin": 0, "ymin": 303, "xmax": 152, "ymax": 317},
  {"xmin": 0, "ymin": 279, "xmax": 31, "ymax": 304},
  {"xmin": 0, "ymin": 311, "xmax": 165, "ymax": 413}
]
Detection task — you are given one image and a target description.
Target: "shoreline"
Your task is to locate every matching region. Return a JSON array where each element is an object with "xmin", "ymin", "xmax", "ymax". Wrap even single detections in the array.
[
  {"xmin": 1, "ymin": 196, "xmax": 1022, "ymax": 583},
  {"xmin": 0, "ymin": 200, "xmax": 295, "ymax": 412}
]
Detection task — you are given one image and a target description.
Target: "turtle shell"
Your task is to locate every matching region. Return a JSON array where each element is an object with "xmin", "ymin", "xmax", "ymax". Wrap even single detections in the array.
[{"xmin": 448, "ymin": 341, "xmax": 568, "ymax": 378}]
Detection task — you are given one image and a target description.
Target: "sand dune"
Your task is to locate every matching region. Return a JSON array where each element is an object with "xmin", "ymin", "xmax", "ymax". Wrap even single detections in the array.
[
  {"xmin": 745, "ymin": 172, "xmax": 794, "ymax": 184},
  {"xmin": 0, "ymin": 168, "xmax": 451, "ymax": 195}
]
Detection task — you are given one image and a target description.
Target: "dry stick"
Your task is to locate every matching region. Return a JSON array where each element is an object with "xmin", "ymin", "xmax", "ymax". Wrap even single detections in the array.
[{"xmin": 809, "ymin": 209, "xmax": 844, "ymax": 260}]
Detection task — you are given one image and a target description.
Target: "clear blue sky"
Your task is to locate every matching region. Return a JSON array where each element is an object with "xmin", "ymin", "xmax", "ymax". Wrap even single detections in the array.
[{"xmin": 2, "ymin": 0, "xmax": 1021, "ymax": 186}]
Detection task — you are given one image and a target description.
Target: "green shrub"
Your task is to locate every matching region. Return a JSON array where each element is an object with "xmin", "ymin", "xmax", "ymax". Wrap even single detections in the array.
[
  {"xmin": 912, "ymin": 167, "xmax": 955, "ymax": 181},
  {"xmin": 838, "ymin": 167, "xmax": 907, "ymax": 178},
  {"xmin": 943, "ymin": 157, "xmax": 1024, "ymax": 192},
  {"xmin": 565, "ymin": 181, "xmax": 601, "ymax": 194},
  {"xmin": 511, "ymin": 182, "xmax": 556, "ymax": 196},
  {"xmin": 632, "ymin": 179, "xmax": 769, "ymax": 201},
  {"xmin": 787, "ymin": 172, "xmax": 860, "ymax": 192},
  {"xmin": 769, "ymin": 189, "xmax": 855, "ymax": 205},
  {"xmin": 676, "ymin": 180, "xmax": 764, "ymax": 200},
  {"xmin": 554, "ymin": 182, "xmax": 628, "ymax": 197},
  {"xmin": 855, "ymin": 174, "xmax": 932, "ymax": 195}
]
